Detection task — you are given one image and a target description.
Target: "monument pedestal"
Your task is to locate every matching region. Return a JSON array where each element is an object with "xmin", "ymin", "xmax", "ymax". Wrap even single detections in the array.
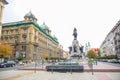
[{"xmin": 69, "ymin": 39, "xmax": 82, "ymax": 60}]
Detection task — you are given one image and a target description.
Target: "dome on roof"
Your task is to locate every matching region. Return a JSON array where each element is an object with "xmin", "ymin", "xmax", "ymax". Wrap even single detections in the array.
[
  {"xmin": 41, "ymin": 22, "xmax": 50, "ymax": 30},
  {"xmin": 24, "ymin": 11, "xmax": 37, "ymax": 22},
  {"xmin": 24, "ymin": 11, "xmax": 35, "ymax": 18},
  {"xmin": 53, "ymin": 35, "xmax": 58, "ymax": 41}
]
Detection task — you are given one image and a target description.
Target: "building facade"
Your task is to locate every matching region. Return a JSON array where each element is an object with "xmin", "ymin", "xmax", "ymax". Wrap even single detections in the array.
[
  {"xmin": 100, "ymin": 32, "xmax": 115, "ymax": 56},
  {"xmin": 0, "ymin": 0, "xmax": 8, "ymax": 39},
  {"xmin": 100, "ymin": 20, "xmax": 120, "ymax": 58},
  {"xmin": 113, "ymin": 21, "xmax": 120, "ymax": 59},
  {"xmin": 1, "ymin": 12, "xmax": 62, "ymax": 61},
  {"xmin": 63, "ymin": 51, "xmax": 69, "ymax": 59}
]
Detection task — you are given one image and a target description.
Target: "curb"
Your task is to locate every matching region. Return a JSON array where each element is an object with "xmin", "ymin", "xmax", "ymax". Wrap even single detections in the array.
[
  {"xmin": 17, "ymin": 67, "xmax": 120, "ymax": 72},
  {"xmin": 84, "ymin": 69, "xmax": 120, "ymax": 72}
]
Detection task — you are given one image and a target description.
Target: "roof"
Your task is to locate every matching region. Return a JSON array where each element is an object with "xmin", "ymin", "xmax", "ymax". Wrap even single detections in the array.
[
  {"xmin": 41, "ymin": 22, "xmax": 50, "ymax": 30},
  {"xmin": 2, "ymin": 21, "xmax": 59, "ymax": 44},
  {"xmin": 24, "ymin": 11, "xmax": 36, "ymax": 19}
]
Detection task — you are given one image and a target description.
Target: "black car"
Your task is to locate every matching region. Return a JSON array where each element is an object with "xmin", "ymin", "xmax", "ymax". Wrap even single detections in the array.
[{"xmin": 0, "ymin": 61, "xmax": 16, "ymax": 68}]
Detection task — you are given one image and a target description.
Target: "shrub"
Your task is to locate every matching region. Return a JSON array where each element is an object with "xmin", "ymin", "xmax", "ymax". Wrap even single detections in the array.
[
  {"xmin": 17, "ymin": 55, "xmax": 23, "ymax": 61},
  {"xmin": 96, "ymin": 54, "xmax": 117, "ymax": 59}
]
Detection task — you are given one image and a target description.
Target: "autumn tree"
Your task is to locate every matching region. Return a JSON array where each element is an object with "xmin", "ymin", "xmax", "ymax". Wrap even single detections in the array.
[
  {"xmin": 40, "ymin": 53, "xmax": 48, "ymax": 59},
  {"xmin": 87, "ymin": 50, "xmax": 97, "ymax": 59},
  {"xmin": 0, "ymin": 40, "xmax": 13, "ymax": 58}
]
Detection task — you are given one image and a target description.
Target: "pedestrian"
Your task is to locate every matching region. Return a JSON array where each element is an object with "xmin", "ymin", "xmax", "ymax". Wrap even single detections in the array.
[{"xmin": 95, "ymin": 58, "xmax": 97, "ymax": 65}]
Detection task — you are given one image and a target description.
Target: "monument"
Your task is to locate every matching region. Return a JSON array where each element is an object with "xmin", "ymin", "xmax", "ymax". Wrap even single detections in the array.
[
  {"xmin": 68, "ymin": 28, "xmax": 83, "ymax": 60},
  {"xmin": 46, "ymin": 27, "xmax": 84, "ymax": 72}
]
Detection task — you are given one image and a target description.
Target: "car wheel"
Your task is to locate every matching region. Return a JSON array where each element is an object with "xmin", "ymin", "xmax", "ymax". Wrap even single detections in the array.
[
  {"xmin": 12, "ymin": 64, "xmax": 15, "ymax": 67},
  {"xmin": 11, "ymin": 65, "xmax": 13, "ymax": 67},
  {"xmin": 3, "ymin": 65, "xmax": 6, "ymax": 68}
]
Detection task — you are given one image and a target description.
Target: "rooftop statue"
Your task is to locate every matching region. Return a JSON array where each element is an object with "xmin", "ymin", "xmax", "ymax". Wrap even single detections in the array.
[{"xmin": 73, "ymin": 27, "xmax": 77, "ymax": 40}]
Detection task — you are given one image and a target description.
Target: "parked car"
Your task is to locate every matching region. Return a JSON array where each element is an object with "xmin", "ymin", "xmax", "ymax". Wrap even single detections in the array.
[
  {"xmin": 108, "ymin": 59, "xmax": 119, "ymax": 63},
  {"xmin": 118, "ymin": 60, "xmax": 120, "ymax": 64},
  {"xmin": 0, "ymin": 60, "xmax": 16, "ymax": 68}
]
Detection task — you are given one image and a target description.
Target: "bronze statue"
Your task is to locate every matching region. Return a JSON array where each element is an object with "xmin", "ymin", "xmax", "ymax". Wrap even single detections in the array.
[{"xmin": 73, "ymin": 27, "xmax": 77, "ymax": 40}]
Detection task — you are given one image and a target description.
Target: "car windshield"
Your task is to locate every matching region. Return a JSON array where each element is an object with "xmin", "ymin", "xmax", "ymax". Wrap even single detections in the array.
[{"xmin": 7, "ymin": 61, "xmax": 15, "ymax": 63}]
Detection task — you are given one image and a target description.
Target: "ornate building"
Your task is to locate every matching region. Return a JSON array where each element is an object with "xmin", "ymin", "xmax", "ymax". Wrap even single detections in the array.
[
  {"xmin": 0, "ymin": 0, "xmax": 8, "ymax": 39},
  {"xmin": 1, "ymin": 12, "xmax": 62, "ymax": 61}
]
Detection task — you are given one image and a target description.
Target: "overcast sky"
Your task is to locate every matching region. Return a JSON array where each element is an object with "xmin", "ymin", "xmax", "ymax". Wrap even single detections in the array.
[{"xmin": 2, "ymin": 0, "xmax": 120, "ymax": 51}]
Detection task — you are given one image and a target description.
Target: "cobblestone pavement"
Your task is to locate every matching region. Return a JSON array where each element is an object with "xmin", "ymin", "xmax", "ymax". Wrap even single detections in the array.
[{"xmin": 0, "ymin": 70, "xmax": 120, "ymax": 80}]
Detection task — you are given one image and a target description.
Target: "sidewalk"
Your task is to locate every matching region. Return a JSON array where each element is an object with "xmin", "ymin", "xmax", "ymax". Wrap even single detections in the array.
[
  {"xmin": 83, "ymin": 62, "xmax": 120, "ymax": 72},
  {"xmin": 0, "ymin": 70, "xmax": 120, "ymax": 80}
]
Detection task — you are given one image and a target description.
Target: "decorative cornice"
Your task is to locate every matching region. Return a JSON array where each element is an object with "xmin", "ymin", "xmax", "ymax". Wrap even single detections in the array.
[{"xmin": 2, "ymin": 21, "xmax": 59, "ymax": 44}]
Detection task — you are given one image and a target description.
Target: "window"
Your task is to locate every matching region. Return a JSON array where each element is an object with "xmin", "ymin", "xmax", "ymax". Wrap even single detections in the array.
[
  {"xmin": 5, "ymin": 36, "xmax": 8, "ymax": 40},
  {"xmin": 21, "ymin": 46, "xmax": 26, "ymax": 51},
  {"xmin": 23, "ymin": 27, "xmax": 27, "ymax": 33},
  {"xmin": 15, "ymin": 29, "xmax": 18, "ymax": 34},
  {"xmin": 2, "ymin": 31, "xmax": 4, "ymax": 35},
  {"xmin": 1, "ymin": 36, "xmax": 3, "ymax": 40},
  {"xmin": 22, "ymin": 37, "xmax": 26, "ymax": 42},
  {"xmin": 118, "ymin": 40, "xmax": 120, "ymax": 42},
  {"xmin": 34, "ymin": 46, "xmax": 37, "ymax": 52},
  {"xmin": 6, "ymin": 30, "xmax": 8, "ymax": 35},
  {"xmin": 10, "ymin": 30, "xmax": 13, "ymax": 34}
]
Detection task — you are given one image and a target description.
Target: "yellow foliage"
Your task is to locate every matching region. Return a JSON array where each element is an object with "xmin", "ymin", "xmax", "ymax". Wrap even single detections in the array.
[
  {"xmin": 40, "ymin": 53, "xmax": 48, "ymax": 59},
  {"xmin": 0, "ymin": 40, "xmax": 13, "ymax": 57},
  {"xmin": 87, "ymin": 50, "xmax": 96, "ymax": 59}
]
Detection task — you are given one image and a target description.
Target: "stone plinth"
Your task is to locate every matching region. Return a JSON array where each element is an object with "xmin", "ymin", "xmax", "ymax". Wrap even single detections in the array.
[
  {"xmin": 46, "ymin": 62, "xmax": 84, "ymax": 72},
  {"xmin": 69, "ymin": 39, "xmax": 82, "ymax": 60}
]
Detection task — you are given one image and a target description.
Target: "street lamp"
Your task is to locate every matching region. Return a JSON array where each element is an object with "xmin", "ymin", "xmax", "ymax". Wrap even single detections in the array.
[{"xmin": 33, "ymin": 53, "xmax": 37, "ymax": 73}]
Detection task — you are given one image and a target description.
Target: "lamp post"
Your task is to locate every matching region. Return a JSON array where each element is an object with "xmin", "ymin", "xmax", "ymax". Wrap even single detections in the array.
[{"xmin": 33, "ymin": 53, "xmax": 37, "ymax": 73}]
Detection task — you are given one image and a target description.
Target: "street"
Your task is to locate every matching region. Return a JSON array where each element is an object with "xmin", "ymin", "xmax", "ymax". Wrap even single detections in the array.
[
  {"xmin": 0, "ymin": 61, "xmax": 120, "ymax": 80},
  {"xmin": 0, "ymin": 61, "xmax": 47, "ymax": 71},
  {"xmin": 100, "ymin": 61, "xmax": 120, "ymax": 67},
  {"xmin": 0, "ymin": 62, "xmax": 35, "ymax": 71}
]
